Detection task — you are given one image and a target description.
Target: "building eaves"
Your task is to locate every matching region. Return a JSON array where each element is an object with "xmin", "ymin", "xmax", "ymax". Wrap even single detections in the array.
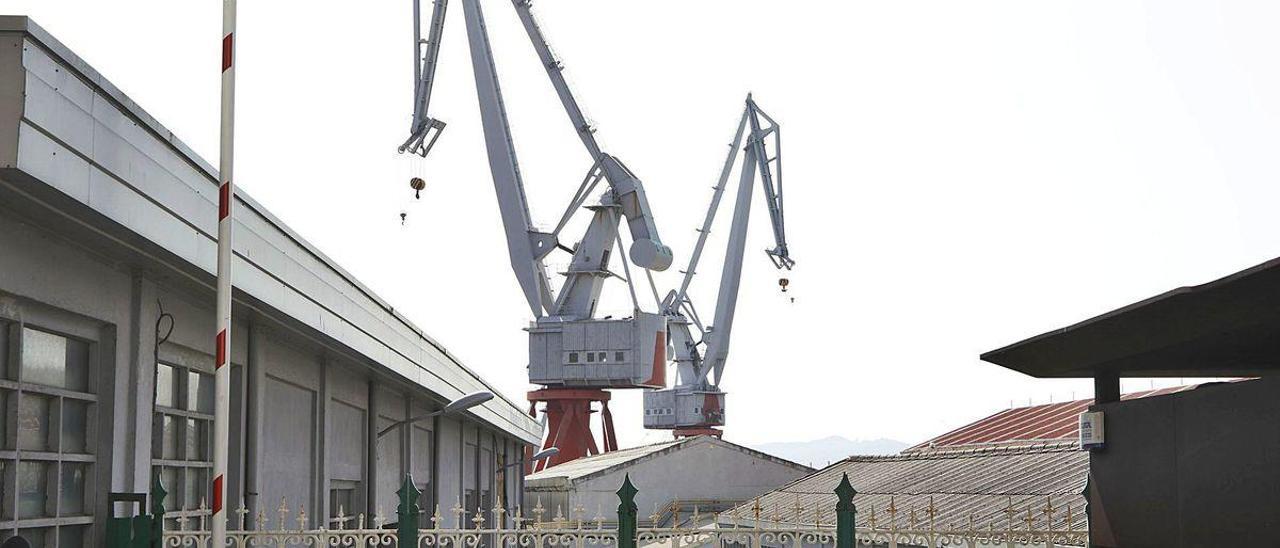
[{"xmin": 0, "ymin": 15, "xmax": 540, "ymax": 442}]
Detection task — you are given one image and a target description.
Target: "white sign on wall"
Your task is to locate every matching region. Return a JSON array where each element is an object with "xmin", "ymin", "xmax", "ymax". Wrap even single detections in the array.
[{"xmin": 1079, "ymin": 411, "xmax": 1105, "ymax": 450}]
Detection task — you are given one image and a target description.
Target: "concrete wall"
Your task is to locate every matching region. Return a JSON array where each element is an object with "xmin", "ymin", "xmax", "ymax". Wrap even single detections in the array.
[
  {"xmin": 0, "ymin": 207, "xmax": 530, "ymax": 534},
  {"xmin": 1089, "ymin": 378, "xmax": 1280, "ymax": 548}
]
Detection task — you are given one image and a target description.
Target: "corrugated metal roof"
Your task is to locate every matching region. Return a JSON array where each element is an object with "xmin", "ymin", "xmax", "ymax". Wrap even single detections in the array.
[
  {"xmin": 905, "ymin": 385, "xmax": 1201, "ymax": 452},
  {"xmin": 526, "ymin": 439, "xmax": 687, "ymax": 482},
  {"xmin": 728, "ymin": 444, "xmax": 1087, "ymax": 531},
  {"xmin": 726, "ymin": 387, "xmax": 1228, "ymax": 530}
]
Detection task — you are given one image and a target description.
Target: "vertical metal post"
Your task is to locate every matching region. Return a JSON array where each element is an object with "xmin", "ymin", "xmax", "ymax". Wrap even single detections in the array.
[
  {"xmin": 616, "ymin": 475, "xmax": 637, "ymax": 548},
  {"xmin": 213, "ymin": 0, "xmax": 238, "ymax": 544},
  {"xmin": 150, "ymin": 475, "xmax": 167, "ymax": 548},
  {"xmin": 835, "ymin": 473, "xmax": 856, "ymax": 548}
]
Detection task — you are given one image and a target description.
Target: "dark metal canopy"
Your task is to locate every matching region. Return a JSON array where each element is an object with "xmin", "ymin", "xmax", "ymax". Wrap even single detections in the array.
[{"xmin": 982, "ymin": 257, "xmax": 1280, "ymax": 378}]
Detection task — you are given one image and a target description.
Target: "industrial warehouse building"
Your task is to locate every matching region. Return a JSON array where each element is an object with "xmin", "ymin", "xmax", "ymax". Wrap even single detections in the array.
[
  {"xmin": 0, "ymin": 16, "xmax": 539, "ymax": 546},
  {"xmin": 525, "ymin": 436, "xmax": 812, "ymax": 528}
]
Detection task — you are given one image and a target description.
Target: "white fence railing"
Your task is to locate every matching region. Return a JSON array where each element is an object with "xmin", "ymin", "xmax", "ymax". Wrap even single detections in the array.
[{"xmin": 139, "ymin": 473, "xmax": 1087, "ymax": 548}]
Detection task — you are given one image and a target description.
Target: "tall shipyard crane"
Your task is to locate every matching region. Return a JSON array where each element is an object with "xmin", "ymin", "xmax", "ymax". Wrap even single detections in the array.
[
  {"xmin": 399, "ymin": 0, "xmax": 675, "ymax": 470},
  {"xmin": 643, "ymin": 96, "xmax": 794, "ymax": 438}
]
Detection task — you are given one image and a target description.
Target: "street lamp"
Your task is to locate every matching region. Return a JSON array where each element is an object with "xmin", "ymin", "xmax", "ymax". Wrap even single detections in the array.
[
  {"xmin": 496, "ymin": 447, "xmax": 559, "ymax": 470},
  {"xmin": 527, "ymin": 447, "xmax": 559, "ymax": 465},
  {"xmin": 377, "ymin": 390, "xmax": 495, "ymax": 438}
]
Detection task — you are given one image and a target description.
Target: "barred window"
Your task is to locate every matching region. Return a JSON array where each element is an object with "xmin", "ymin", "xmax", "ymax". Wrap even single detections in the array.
[
  {"xmin": 0, "ymin": 323, "xmax": 98, "ymax": 546},
  {"xmin": 151, "ymin": 361, "xmax": 213, "ymax": 525}
]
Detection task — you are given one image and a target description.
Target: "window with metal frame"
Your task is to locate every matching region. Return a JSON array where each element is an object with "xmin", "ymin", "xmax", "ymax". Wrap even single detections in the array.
[
  {"xmin": 151, "ymin": 361, "xmax": 214, "ymax": 528},
  {"xmin": 0, "ymin": 322, "xmax": 98, "ymax": 547}
]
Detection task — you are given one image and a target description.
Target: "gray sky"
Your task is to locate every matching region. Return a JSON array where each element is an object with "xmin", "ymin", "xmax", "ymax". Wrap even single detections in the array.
[{"xmin": 8, "ymin": 1, "xmax": 1276, "ymax": 446}]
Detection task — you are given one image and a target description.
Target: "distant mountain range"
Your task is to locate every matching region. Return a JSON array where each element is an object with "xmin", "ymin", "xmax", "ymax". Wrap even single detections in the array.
[{"xmin": 751, "ymin": 436, "xmax": 909, "ymax": 468}]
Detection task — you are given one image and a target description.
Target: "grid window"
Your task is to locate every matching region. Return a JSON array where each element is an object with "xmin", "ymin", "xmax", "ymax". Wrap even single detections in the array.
[
  {"xmin": 151, "ymin": 362, "xmax": 214, "ymax": 519},
  {"xmin": 328, "ymin": 481, "xmax": 359, "ymax": 528},
  {"xmin": 0, "ymin": 322, "xmax": 98, "ymax": 546}
]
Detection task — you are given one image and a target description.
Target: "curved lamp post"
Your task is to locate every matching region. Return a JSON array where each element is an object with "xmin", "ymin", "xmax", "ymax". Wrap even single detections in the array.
[{"xmin": 378, "ymin": 390, "xmax": 495, "ymax": 438}]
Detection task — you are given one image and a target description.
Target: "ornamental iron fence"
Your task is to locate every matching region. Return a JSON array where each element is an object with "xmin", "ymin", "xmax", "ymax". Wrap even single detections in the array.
[{"xmin": 107, "ymin": 473, "xmax": 1087, "ymax": 548}]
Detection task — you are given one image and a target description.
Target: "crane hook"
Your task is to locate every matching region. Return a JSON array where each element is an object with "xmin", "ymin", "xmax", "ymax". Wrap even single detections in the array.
[
  {"xmin": 778, "ymin": 278, "xmax": 790, "ymax": 293},
  {"xmin": 410, "ymin": 177, "xmax": 426, "ymax": 199},
  {"xmin": 400, "ymin": 211, "xmax": 407, "ymax": 226}
]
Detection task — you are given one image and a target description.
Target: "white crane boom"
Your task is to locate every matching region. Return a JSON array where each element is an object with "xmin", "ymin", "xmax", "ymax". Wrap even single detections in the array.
[
  {"xmin": 644, "ymin": 96, "xmax": 793, "ymax": 433},
  {"xmin": 399, "ymin": 0, "xmax": 681, "ymax": 462},
  {"xmin": 459, "ymin": 0, "xmax": 556, "ymax": 317}
]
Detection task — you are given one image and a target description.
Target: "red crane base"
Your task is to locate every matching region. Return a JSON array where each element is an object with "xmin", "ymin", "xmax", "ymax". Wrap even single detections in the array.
[
  {"xmin": 674, "ymin": 427, "xmax": 723, "ymax": 438},
  {"xmin": 527, "ymin": 388, "xmax": 618, "ymax": 472}
]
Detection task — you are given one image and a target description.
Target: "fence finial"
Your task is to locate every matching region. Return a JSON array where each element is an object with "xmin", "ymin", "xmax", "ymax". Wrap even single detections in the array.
[
  {"xmin": 150, "ymin": 474, "xmax": 167, "ymax": 543},
  {"xmin": 397, "ymin": 474, "xmax": 421, "ymax": 545},
  {"xmin": 616, "ymin": 474, "xmax": 638, "ymax": 548},
  {"xmin": 834, "ymin": 472, "xmax": 857, "ymax": 548}
]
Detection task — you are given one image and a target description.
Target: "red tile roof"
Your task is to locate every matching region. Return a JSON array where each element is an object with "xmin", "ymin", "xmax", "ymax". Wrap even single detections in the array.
[{"xmin": 904, "ymin": 385, "xmax": 1203, "ymax": 453}]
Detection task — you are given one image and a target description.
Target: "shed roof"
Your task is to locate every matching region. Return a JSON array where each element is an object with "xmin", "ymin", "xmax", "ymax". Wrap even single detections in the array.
[
  {"xmin": 981, "ymin": 257, "xmax": 1280, "ymax": 378},
  {"xmin": 526, "ymin": 436, "xmax": 811, "ymax": 486},
  {"xmin": 726, "ymin": 385, "xmax": 1225, "ymax": 531},
  {"xmin": 727, "ymin": 444, "xmax": 1087, "ymax": 531}
]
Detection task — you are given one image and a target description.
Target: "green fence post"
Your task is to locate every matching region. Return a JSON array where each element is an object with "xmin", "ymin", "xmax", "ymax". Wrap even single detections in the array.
[
  {"xmin": 149, "ymin": 475, "xmax": 167, "ymax": 548},
  {"xmin": 617, "ymin": 474, "xmax": 638, "ymax": 548},
  {"xmin": 835, "ymin": 473, "xmax": 857, "ymax": 548},
  {"xmin": 398, "ymin": 474, "xmax": 422, "ymax": 545},
  {"xmin": 105, "ymin": 493, "xmax": 147, "ymax": 548}
]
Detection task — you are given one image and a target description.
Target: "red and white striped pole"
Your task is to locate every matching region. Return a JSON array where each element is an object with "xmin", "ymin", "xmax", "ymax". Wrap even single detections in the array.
[{"xmin": 213, "ymin": 0, "xmax": 237, "ymax": 544}]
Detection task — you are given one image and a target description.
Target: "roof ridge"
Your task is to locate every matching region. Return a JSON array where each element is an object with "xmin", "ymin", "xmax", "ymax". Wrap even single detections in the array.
[{"xmin": 871, "ymin": 441, "xmax": 1078, "ymax": 460}]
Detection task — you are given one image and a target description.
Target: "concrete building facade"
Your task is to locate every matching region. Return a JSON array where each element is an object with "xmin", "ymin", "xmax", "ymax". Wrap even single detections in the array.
[{"xmin": 0, "ymin": 16, "xmax": 539, "ymax": 546}]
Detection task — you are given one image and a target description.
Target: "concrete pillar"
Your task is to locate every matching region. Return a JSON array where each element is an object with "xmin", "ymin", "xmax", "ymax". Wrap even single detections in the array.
[
  {"xmin": 1095, "ymin": 371, "xmax": 1120, "ymax": 404},
  {"xmin": 245, "ymin": 325, "xmax": 265, "ymax": 526}
]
